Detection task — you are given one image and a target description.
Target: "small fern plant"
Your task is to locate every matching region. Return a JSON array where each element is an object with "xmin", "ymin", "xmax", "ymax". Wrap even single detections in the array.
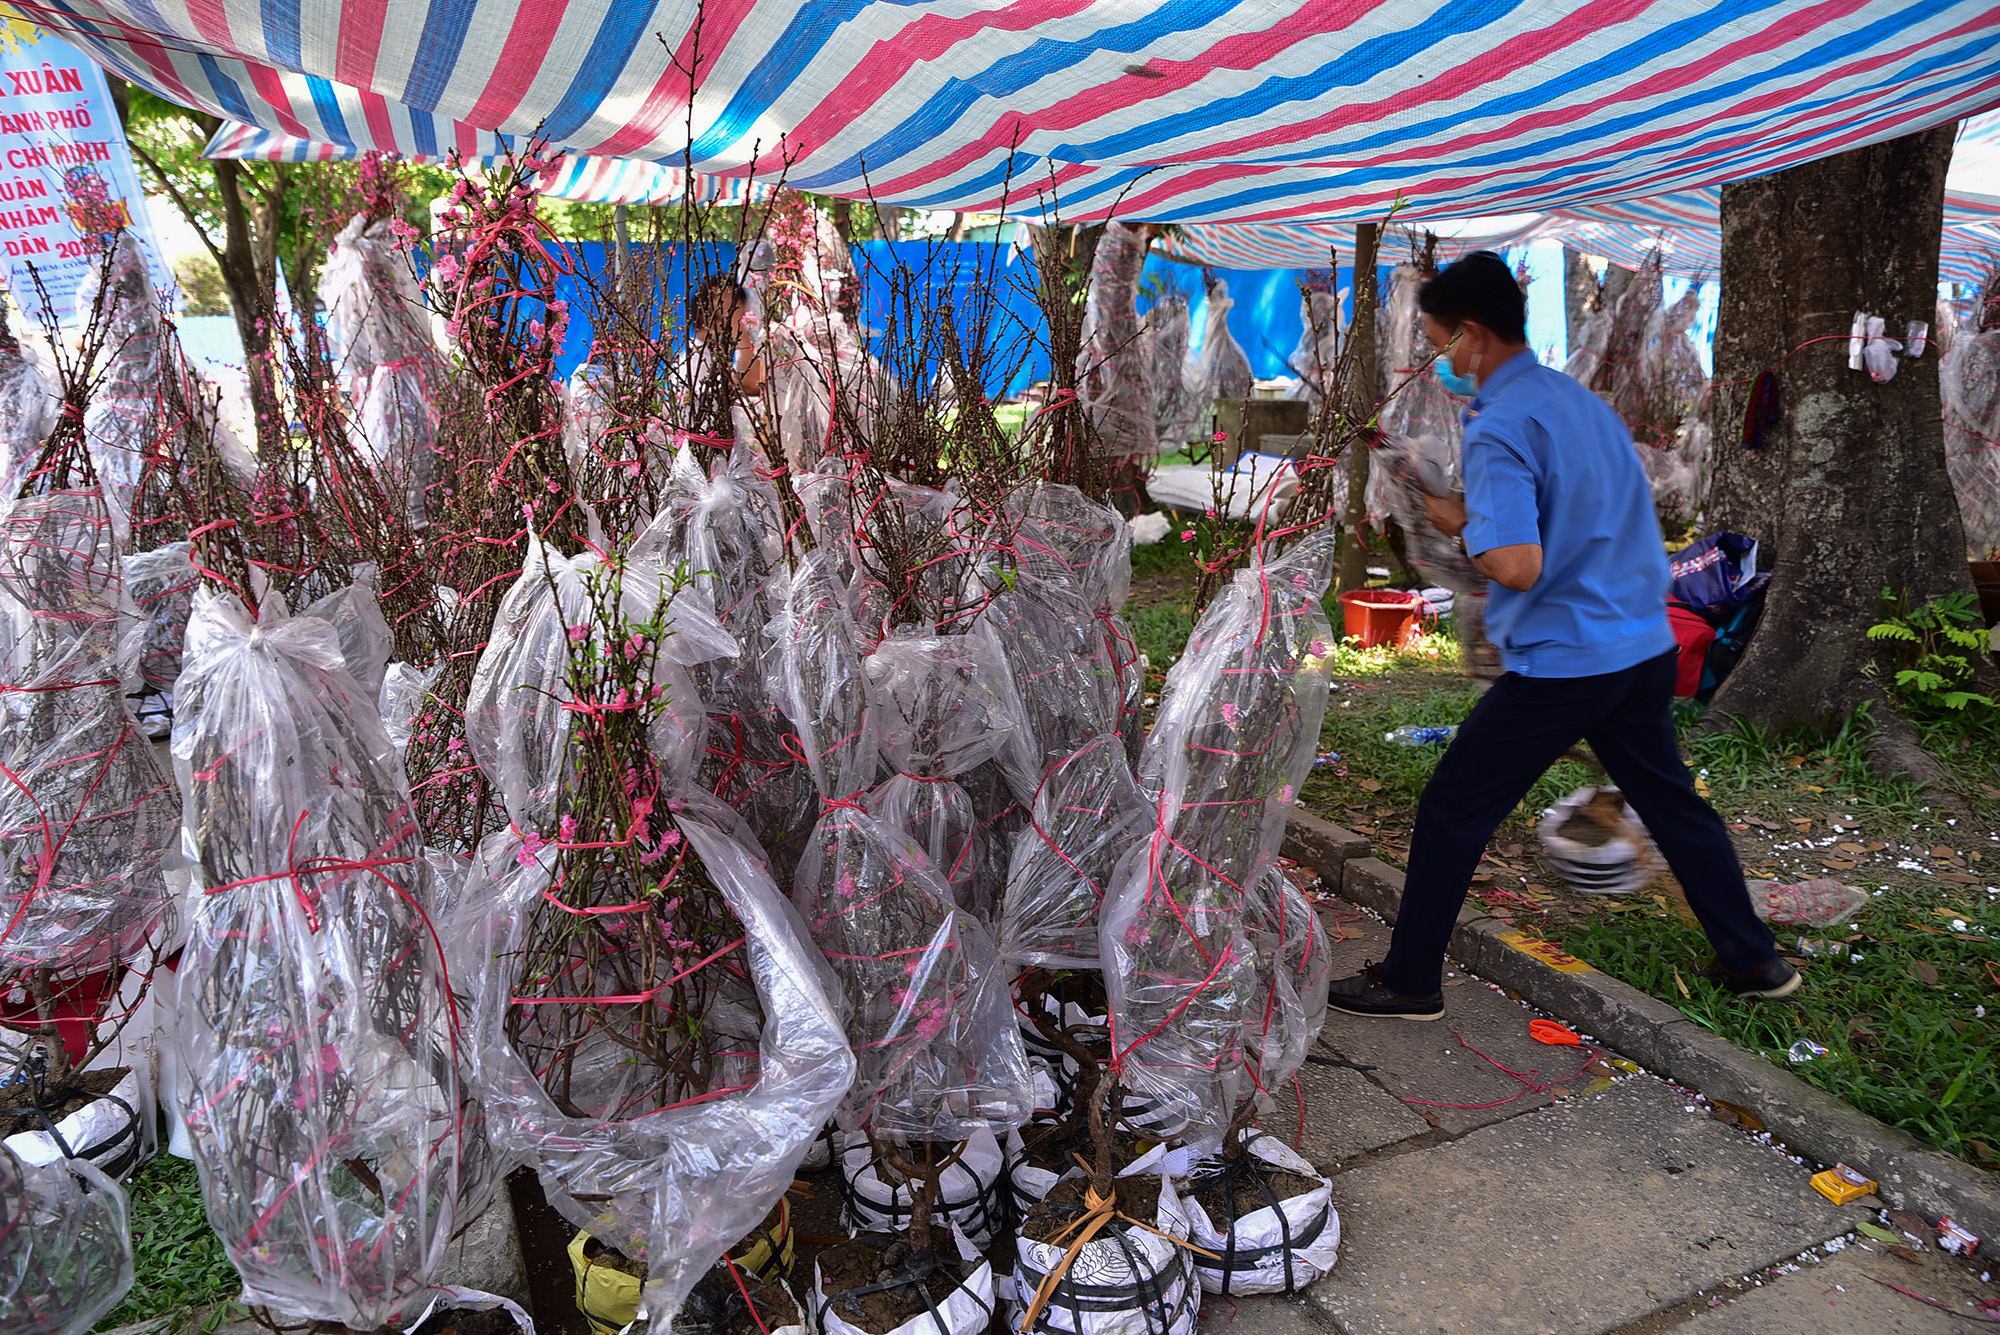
[{"xmin": 1865, "ymin": 588, "xmax": 1996, "ymax": 712}]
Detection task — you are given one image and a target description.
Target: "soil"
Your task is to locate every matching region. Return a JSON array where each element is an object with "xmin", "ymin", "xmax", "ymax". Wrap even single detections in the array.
[
  {"xmin": 0, "ymin": 1065, "xmax": 126, "ymax": 1124},
  {"xmin": 1020, "ymin": 1173, "xmax": 1163, "ymax": 1244},
  {"xmin": 409, "ymin": 1308, "xmax": 521, "ymax": 1335},
  {"xmin": 1191, "ymin": 1166, "xmax": 1320, "ymax": 1224},
  {"xmin": 680, "ymin": 1262, "xmax": 803, "ymax": 1335},
  {"xmin": 579, "ymin": 1234, "xmax": 647, "ymax": 1278},
  {"xmin": 817, "ymin": 1234, "xmax": 972, "ymax": 1335}
]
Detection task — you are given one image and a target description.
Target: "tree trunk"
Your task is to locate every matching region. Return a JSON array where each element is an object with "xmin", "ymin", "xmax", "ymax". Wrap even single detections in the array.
[
  {"xmin": 211, "ymin": 157, "xmax": 286, "ymax": 455},
  {"xmin": 1339, "ymin": 222, "xmax": 1380, "ymax": 593},
  {"xmin": 1563, "ymin": 247, "xmax": 1595, "ymax": 353},
  {"xmin": 1703, "ymin": 122, "xmax": 1980, "ymax": 778},
  {"xmin": 830, "ymin": 196, "xmax": 854, "ymax": 246}
]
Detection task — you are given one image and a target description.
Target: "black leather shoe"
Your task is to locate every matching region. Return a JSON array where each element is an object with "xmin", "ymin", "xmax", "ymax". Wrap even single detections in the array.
[
  {"xmin": 1326, "ymin": 961, "xmax": 1444, "ymax": 1020},
  {"xmin": 1701, "ymin": 956, "xmax": 1802, "ymax": 999}
]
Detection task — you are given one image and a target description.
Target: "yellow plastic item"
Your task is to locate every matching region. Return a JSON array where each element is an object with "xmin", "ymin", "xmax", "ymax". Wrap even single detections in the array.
[
  {"xmin": 568, "ymin": 1231, "xmax": 644, "ymax": 1335},
  {"xmin": 730, "ymin": 1197, "xmax": 794, "ymax": 1283},
  {"xmin": 1810, "ymin": 1163, "xmax": 1876, "ymax": 1205}
]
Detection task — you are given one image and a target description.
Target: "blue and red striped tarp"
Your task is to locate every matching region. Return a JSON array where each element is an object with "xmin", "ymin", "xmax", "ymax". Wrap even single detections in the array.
[
  {"xmin": 203, "ymin": 122, "xmax": 775, "ymax": 206},
  {"xmin": 16, "ymin": 0, "xmax": 2000, "ymax": 225}
]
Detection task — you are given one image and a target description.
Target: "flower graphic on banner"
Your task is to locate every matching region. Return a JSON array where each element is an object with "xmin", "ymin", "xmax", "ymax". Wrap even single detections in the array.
[
  {"xmin": 0, "ymin": 5, "xmax": 45, "ymax": 56},
  {"xmin": 62, "ymin": 167, "xmax": 130, "ymax": 246}
]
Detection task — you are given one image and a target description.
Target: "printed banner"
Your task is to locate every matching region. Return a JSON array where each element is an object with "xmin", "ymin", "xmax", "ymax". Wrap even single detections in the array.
[{"xmin": 0, "ymin": 8, "xmax": 171, "ymax": 325}]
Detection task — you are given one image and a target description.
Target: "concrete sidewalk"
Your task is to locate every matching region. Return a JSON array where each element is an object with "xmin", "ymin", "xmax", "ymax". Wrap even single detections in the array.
[{"xmin": 1217, "ymin": 904, "xmax": 1997, "ymax": 1335}]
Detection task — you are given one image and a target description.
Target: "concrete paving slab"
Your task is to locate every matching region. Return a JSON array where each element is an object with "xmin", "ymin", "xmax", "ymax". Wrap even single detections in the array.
[
  {"xmin": 1315, "ymin": 913, "xmax": 1618, "ymax": 1135},
  {"xmin": 1673, "ymin": 1240, "xmax": 1997, "ymax": 1335},
  {"xmin": 1306, "ymin": 1075, "xmax": 1847, "ymax": 1335},
  {"xmin": 1272, "ymin": 1059, "xmax": 1433, "ymax": 1170},
  {"xmin": 1199, "ymin": 1293, "xmax": 1341, "ymax": 1335}
]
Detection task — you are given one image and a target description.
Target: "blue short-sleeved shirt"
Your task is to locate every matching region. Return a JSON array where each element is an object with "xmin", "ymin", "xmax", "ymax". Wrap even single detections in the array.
[{"xmin": 1460, "ymin": 350, "xmax": 1675, "ymax": 678}]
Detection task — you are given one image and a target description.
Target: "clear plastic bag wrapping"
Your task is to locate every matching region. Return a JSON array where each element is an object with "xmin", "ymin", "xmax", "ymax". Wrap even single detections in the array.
[
  {"xmin": 1238, "ymin": 865, "xmax": 1330, "ymax": 1101},
  {"xmin": 1286, "ymin": 290, "xmax": 1345, "ymax": 414},
  {"xmin": 303, "ymin": 562, "xmax": 395, "ymax": 705},
  {"xmin": 1103, "ymin": 534, "xmax": 1337, "ymax": 1137},
  {"xmin": 75, "ymin": 236, "xmax": 165, "ymax": 536},
  {"xmin": 0, "ymin": 492, "xmax": 174, "ymax": 980},
  {"xmin": 444, "ymin": 815, "xmax": 853, "ymax": 1328},
  {"xmin": 1077, "ymin": 222, "xmax": 1159, "ymax": 463},
  {"xmin": 466, "ymin": 532, "xmax": 737, "ymax": 833},
  {"xmin": 171, "ymin": 588, "xmax": 492, "ymax": 1328},
  {"xmin": 121, "ymin": 540, "xmax": 198, "ymax": 735},
  {"xmin": 1009, "ymin": 483, "xmax": 1131, "ymax": 616},
  {"xmin": 998, "ymin": 735, "xmax": 1151, "ymax": 971},
  {"xmin": 1943, "ymin": 330, "xmax": 2000, "ymax": 559},
  {"xmin": 861, "ymin": 623, "xmax": 1035, "ymax": 912},
  {"xmin": 978, "ymin": 576, "xmax": 1121, "ymax": 782},
  {"xmin": 0, "ymin": 341, "xmax": 55, "ymax": 495},
  {"xmin": 319, "ymin": 214, "xmax": 438, "ymax": 391},
  {"xmin": 791, "ymin": 805, "xmax": 1032, "ymax": 1139},
  {"xmin": 769, "ymin": 547, "xmax": 879, "ymax": 803},
  {"xmin": 1194, "ymin": 280, "xmax": 1254, "ymax": 403},
  {"xmin": 1145, "ymin": 296, "xmax": 1202, "ymax": 450},
  {"xmin": 379, "ymin": 660, "xmax": 441, "ymax": 754},
  {"xmin": 0, "ymin": 1143, "xmax": 133, "ymax": 1335},
  {"xmin": 357, "ymin": 360, "xmax": 441, "ymax": 526}
]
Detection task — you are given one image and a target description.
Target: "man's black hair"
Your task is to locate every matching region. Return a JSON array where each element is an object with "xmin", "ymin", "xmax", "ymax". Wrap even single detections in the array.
[{"xmin": 1416, "ymin": 250, "xmax": 1527, "ymax": 343}]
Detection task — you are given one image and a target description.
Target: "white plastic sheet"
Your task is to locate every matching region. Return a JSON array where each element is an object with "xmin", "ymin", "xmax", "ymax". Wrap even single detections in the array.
[{"xmin": 1183, "ymin": 1136, "xmax": 1339, "ymax": 1296}]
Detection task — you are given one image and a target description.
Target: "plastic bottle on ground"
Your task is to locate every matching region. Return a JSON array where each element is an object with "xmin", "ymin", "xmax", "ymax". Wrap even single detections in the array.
[{"xmin": 1384, "ymin": 724, "xmax": 1457, "ymax": 746}]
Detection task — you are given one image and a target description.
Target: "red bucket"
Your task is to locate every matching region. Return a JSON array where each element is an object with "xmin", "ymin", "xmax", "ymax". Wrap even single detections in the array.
[{"xmin": 1339, "ymin": 589, "xmax": 1428, "ymax": 649}]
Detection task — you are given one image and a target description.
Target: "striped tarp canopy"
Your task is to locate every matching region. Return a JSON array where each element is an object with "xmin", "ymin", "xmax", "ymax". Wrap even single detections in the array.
[
  {"xmin": 19, "ymin": 0, "xmax": 2000, "ymax": 225},
  {"xmin": 203, "ymin": 122, "xmax": 775, "ymax": 206},
  {"xmin": 1157, "ymin": 188, "xmax": 2000, "ymax": 285}
]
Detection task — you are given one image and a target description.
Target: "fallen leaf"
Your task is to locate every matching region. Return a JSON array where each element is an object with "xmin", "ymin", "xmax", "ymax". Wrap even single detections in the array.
[
  {"xmin": 1886, "ymin": 1245, "xmax": 1924, "ymax": 1267},
  {"xmin": 1984, "ymin": 784, "xmax": 2000, "ymax": 800},
  {"xmin": 1909, "ymin": 959, "xmax": 1941, "ymax": 986},
  {"xmin": 1790, "ymin": 817, "xmax": 1814, "ymax": 828},
  {"xmin": 1886, "ymin": 1209, "xmax": 1936, "ymax": 1249},
  {"xmin": 1837, "ymin": 842, "xmax": 1869, "ymax": 854},
  {"xmin": 1937, "ymin": 872, "xmax": 1980, "ymax": 885},
  {"xmin": 1548, "ymin": 1086, "xmax": 1574, "ymax": 1100},
  {"xmin": 1357, "ymin": 778, "xmax": 1381, "ymax": 792},
  {"xmin": 1501, "ymin": 843, "xmax": 1523, "ymax": 858},
  {"xmin": 1709, "ymin": 1099, "xmax": 1764, "ymax": 1132},
  {"xmin": 1857, "ymin": 1220, "xmax": 1903, "ymax": 1244},
  {"xmin": 1866, "ymin": 842, "xmax": 1888, "ymax": 852},
  {"xmin": 1822, "ymin": 859, "xmax": 1857, "ymax": 870},
  {"xmin": 1709, "ymin": 1105, "xmax": 1741, "ymax": 1126},
  {"xmin": 1932, "ymin": 846, "xmax": 1957, "ymax": 859},
  {"xmin": 1673, "ymin": 966, "xmax": 1691, "ymax": 999},
  {"xmin": 1586, "ymin": 1059, "xmax": 1616, "ymax": 1077}
]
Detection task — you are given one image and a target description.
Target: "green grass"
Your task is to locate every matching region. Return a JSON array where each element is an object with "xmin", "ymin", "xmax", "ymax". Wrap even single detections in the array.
[
  {"xmin": 1563, "ymin": 890, "xmax": 2000, "ymax": 1166},
  {"xmin": 95, "ymin": 1155, "xmax": 244, "ymax": 1333}
]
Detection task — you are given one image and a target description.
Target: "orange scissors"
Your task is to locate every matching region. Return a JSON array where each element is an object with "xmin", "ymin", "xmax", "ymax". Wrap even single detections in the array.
[{"xmin": 1529, "ymin": 1019, "xmax": 1584, "ymax": 1046}]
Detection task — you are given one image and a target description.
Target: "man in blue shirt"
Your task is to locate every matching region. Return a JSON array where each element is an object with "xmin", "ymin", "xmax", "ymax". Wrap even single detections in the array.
[{"xmin": 1327, "ymin": 252, "xmax": 1791, "ymax": 1020}]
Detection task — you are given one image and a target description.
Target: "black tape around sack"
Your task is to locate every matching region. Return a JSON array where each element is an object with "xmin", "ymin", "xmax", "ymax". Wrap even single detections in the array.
[
  {"xmin": 0, "ymin": 1074, "xmax": 144, "ymax": 1180},
  {"xmin": 1014, "ymin": 1207, "xmax": 1197, "ymax": 1335},
  {"xmin": 839, "ymin": 1147, "xmax": 1008, "ymax": 1246}
]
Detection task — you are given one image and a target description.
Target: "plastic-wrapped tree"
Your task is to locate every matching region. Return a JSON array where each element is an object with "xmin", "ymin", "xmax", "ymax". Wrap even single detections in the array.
[
  {"xmin": 0, "ymin": 488, "xmax": 176, "ymax": 1085},
  {"xmin": 1101, "ymin": 532, "xmax": 1337, "ymax": 1138},
  {"xmin": 1147, "ymin": 295, "xmax": 1202, "ymax": 452},
  {"xmin": 1193, "ymin": 278, "xmax": 1255, "ymax": 403},
  {"xmin": 0, "ymin": 1144, "xmax": 133, "ymax": 1334},
  {"xmin": 1287, "ymin": 289, "xmax": 1346, "ymax": 414},
  {"xmin": 1078, "ymin": 222, "xmax": 1159, "ymax": 463},
  {"xmin": 773, "ymin": 545, "xmax": 1032, "ymax": 1134},
  {"xmin": 172, "ymin": 587, "xmax": 493, "ymax": 1329},
  {"xmin": 1943, "ymin": 275, "xmax": 2000, "ymax": 561},
  {"xmin": 453, "ymin": 531, "xmax": 852, "ymax": 1330},
  {"xmin": 73, "ymin": 235, "xmax": 164, "ymax": 543},
  {"xmin": 320, "ymin": 213, "xmax": 443, "ymax": 525},
  {"xmin": 0, "ymin": 306, "xmax": 54, "ymax": 494}
]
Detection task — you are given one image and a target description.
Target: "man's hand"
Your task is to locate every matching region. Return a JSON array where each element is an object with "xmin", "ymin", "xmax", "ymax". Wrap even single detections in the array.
[{"xmin": 1423, "ymin": 492, "xmax": 1467, "ymax": 538}]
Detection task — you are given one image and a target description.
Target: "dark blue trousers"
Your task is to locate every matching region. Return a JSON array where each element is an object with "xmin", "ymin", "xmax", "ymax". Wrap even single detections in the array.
[{"xmin": 1378, "ymin": 648, "xmax": 1780, "ymax": 996}]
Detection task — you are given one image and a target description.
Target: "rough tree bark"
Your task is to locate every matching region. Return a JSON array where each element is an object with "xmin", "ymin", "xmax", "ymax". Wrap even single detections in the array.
[
  {"xmin": 1338, "ymin": 222, "xmax": 1381, "ymax": 593},
  {"xmin": 1703, "ymin": 122, "xmax": 1984, "ymax": 788}
]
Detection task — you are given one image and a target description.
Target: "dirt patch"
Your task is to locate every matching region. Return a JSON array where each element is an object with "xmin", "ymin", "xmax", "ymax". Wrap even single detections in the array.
[
  {"xmin": 1190, "ymin": 1167, "xmax": 1319, "ymax": 1223},
  {"xmin": 0, "ymin": 1066, "xmax": 127, "ymax": 1123},
  {"xmin": 681, "ymin": 1263, "xmax": 803, "ymax": 1335},
  {"xmin": 1020, "ymin": 1173, "xmax": 1163, "ymax": 1244},
  {"xmin": 817, "ymin": 1234, "xmax": 973, "ymax": 1335}
]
